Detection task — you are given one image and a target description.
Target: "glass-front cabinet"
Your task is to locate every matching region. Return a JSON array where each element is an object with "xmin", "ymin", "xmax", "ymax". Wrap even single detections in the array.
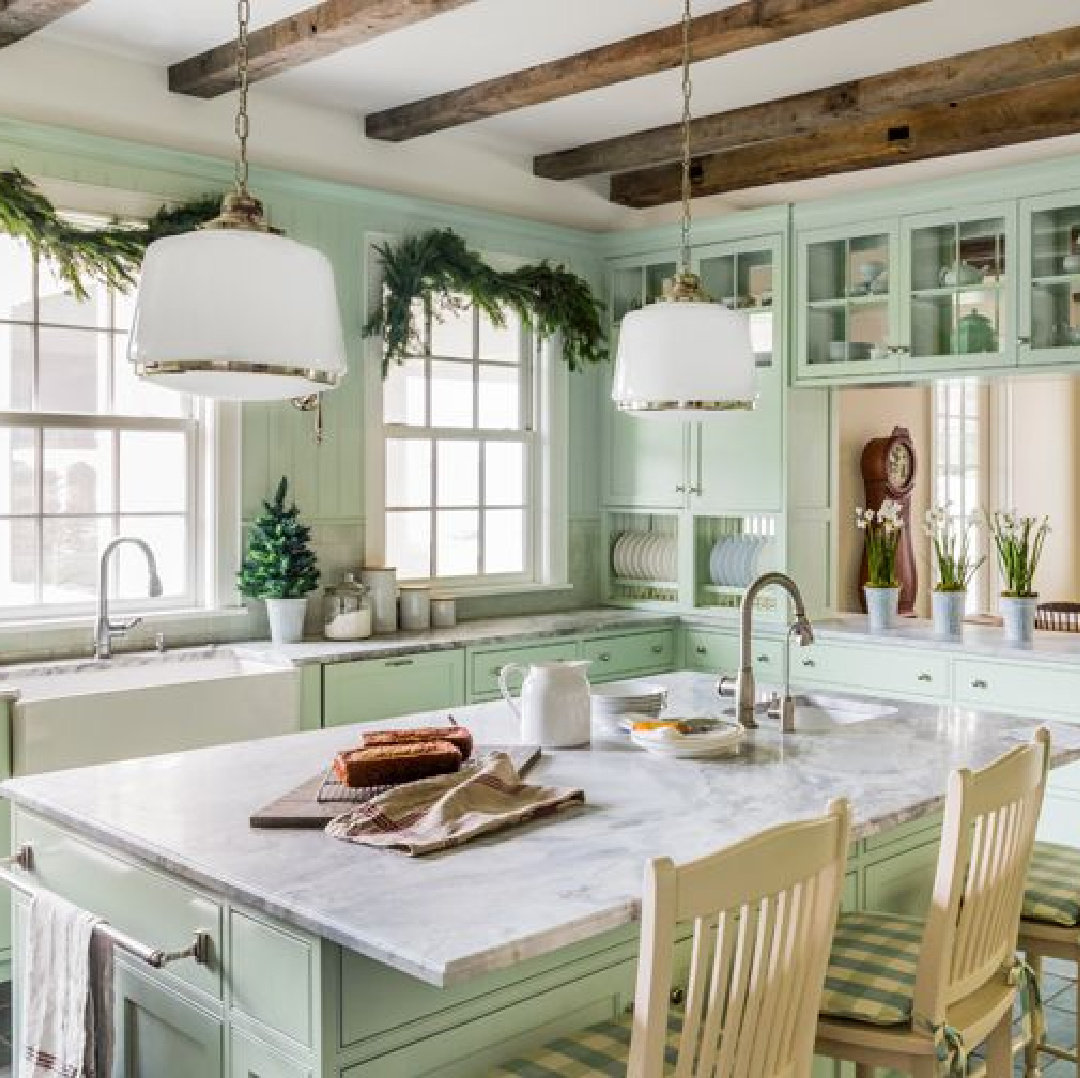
[
  {"xmin": 796, "ymin": 223, "xmax": 901, "ymax": 380},
  {"xmin": 901, "ymin": 204, "xmax": 1013, "ymax": 372},
  {"xmin": 1020, "ymin": 191, "xmax": 1080, "ymax": 366}
]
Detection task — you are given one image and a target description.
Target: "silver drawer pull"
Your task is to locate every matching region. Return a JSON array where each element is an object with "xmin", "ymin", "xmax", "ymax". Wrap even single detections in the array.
[
  {"xmin": 917, "ymin": 673, "xmax": 933, "ymax": 683},
  {"xmin": 650, "ymin": 644, "xmax": 664, "ymax": 654},
  {"xmin": 0, "ymin": 846, "xmax": 212, "ymax": 970},
  {"xmin": 384, "ymin": 658, "xmax": 414, "ymax": 667},
  {"xmin": 802, "ymin": 658, "xmax": 816, "ymax": 668},
  {"xmin": 597, "ymin": 652, "xmax": 612, "ymax": 662},
  {"xmin": 971, "ymin": 678, "xmax": 988, "ymax": 689},
  {"xmin": 695, "ymin": 645, "xmax": 708, "ymax": 655},
  {"xmin": 756, "ymin": 654, "xmax": 770, "ymax": 664},
  {"xmin": 491, "ymin": 665, "xmax": 502, "ymax": 676}
]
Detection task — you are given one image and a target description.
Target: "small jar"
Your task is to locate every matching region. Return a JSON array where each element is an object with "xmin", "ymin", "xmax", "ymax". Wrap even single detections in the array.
[
  {"xmin": 399, "ymin": 584, "xmax": 431, "ymax": 631},
  {"xmin": 323, "ymin": 573, "xmax": 372, "ymax": 641},
  {"xmin": 431, "ymin": 593, "xmax": 457, "ymax": 629},
  {"xmin": 361, "ymin": 566, "xmax": 398, "ymax": 634}
]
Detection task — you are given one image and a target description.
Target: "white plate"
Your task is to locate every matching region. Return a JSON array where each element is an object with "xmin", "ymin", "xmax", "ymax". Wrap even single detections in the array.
[
  {"xmin": 709, "ymin": 539, "xmax": 723, "ymax": 585},
  {"xmin": 721, "ymin": 536, "xmax": 738, "ymax": 586},
  {"xmin": 630, "ymin": 720, "xmax": 744, "ymax": 759},
  {"xmin": 612, "ymin": 534, "xmax": 627, "ymax": 577}
]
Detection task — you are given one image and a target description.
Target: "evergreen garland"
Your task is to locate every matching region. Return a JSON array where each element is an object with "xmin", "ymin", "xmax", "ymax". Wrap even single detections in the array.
[
  {"xmin": 237, "ymin": 477, "xmax": 321, "ymax": 600},
  {"xmin": 0, "ymin": 169, "xmax": 221, "ymax": 299},
  {"xmin": 365, "ymin": 228, "xmax": 607, "ymax": 374}
]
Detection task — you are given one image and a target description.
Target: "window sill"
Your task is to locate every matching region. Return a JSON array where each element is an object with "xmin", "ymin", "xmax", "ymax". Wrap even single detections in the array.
[
  {"xmin": 0, "ymin": 607, "xmax": 250, "ymax": 635},
  {"xmin": 418, "ymin": 581, "xmax": 575, "ymax": 600}
]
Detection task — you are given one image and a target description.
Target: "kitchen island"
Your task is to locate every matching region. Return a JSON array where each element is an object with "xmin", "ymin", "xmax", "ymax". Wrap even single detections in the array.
[{"xmin": 4, "ymin": 672, "xmax": 1080, "ymax": 1078}]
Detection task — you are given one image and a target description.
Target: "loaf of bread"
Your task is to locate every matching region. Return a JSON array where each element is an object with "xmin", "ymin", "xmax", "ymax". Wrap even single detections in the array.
[
  {"xmin": 333, "ymin": 740, "xmax": 463, "ymax": 788},
  {"xmin": 358, "ymin": 724, "xmax": 474, "ymax": 761}
]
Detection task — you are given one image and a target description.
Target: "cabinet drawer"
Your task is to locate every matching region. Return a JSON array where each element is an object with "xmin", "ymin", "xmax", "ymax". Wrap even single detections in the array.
[
  {"xmin": 684, "ymin": 630, "xmax": 738, "ymax": 674},
  {"xmin": 231, "ymin": 1031, "xmax": 313, "ymax": 1078},
  {"xmin": 14, "ymin": 811, "xmax": 222, "ymax": 1000},
  {"xmin": 863, "ymin": 839, "xmax": 940, "ymax": 919},
  {"xmin": 862, "ymin": 811, "xmax": 943, "ymax": 856},
  {"xmin": 793, "ymin": 642, "xmax": 949, "ymax": 700},
  {"xmin": 954, "ymin": 658, "xmax": 1080, "ymax": 718},
  {"xmin": 230, "ymin": 912, "xmax": 314, "ymax": 1047},
  {"xmin": 470, "ymin": 641, "xmax": 581, "ymax": 700},
  {"xmin": 583, "ymin": 630, "xmax": 675, "ymax": 682},
  {"xmin": 323, "ymin": 650, "xmax": 465, "ymax": 727}
]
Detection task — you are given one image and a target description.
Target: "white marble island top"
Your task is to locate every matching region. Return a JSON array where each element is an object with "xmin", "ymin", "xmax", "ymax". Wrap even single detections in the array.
[{"xmin": 4, "ymin": 672, "xmax": 1080, "ymax": 988}]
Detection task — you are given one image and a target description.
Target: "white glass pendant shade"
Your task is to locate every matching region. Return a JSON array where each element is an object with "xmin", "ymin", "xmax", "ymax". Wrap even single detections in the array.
[
  {"xmin": 612, "ymin": 299, "xmax": 756, "ymax": 415},
  {"xmin": 129, "ymin": 229, "xmax": 347, "ymax": 401}
]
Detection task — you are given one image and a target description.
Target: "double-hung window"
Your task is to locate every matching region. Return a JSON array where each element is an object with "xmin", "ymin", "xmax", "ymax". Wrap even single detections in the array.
[
  {"xmin": 374, "ymin": 289, "xmax": 559, "ymax": 589},
  {"xmin": 0, "ymin": 224, "xmax": 208, "ymax": 619}
]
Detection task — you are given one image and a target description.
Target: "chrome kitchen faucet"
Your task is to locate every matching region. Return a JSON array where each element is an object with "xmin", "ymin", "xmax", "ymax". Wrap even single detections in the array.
[{"xmin": 94, "ymin": 537, "xmax": 163, "ymax": 660}]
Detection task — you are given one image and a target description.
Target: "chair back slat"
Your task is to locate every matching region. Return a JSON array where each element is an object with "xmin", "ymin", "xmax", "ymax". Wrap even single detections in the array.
[
  {"xmin": 1036, "ymin": 602, "xmax": 1080, "ymax": 632},
  {"xmin": 628, "ymin": 802, "xmax": 851, "ymax": 1078},
  {"xmin": 913, "ymin": 731, "xmax": 1050, "ymax": 1022}
]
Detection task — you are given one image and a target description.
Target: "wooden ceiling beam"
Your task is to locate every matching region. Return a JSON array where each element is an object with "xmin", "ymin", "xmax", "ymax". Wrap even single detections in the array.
[
  {"xmin": 365, "ymin": 0, "xmax": 930, "ymax": 142},
  {"xmin": 609, "ymin": 73, "xmax": 1080, "ymax": 208},
  {"xmin": 537, "ymin": 25, "xmax": 1080, "ymax": 181},
  {"xmin": 169, "ymin": 0, "xmax": 476, "ymax": 99},
  {"xmin": 0, "ymin": 0, "xmax": 89, "ymax": 47}
]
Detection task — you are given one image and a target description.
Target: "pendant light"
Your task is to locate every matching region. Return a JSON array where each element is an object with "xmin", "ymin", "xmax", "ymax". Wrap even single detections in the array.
[
  {"xmin": 611, "ymin": 0, "xmax": 756, "ymax": 415},
  {"xmin": 128, "ymin": 0, "xmax": 347, "ymax": 401}
]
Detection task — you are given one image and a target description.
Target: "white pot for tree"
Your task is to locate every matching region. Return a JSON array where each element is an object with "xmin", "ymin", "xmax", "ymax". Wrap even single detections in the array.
[
  {"xmin": 265, "ymin": 596, "xmax": 309, "ymax": 645},
  {"xmin": 1001, "ymin": 594, "xmax": 1038, "ymax": 646},
  {"xmin": 864, "ymin": 585, "xmax": 900, "ymax": 634},
  {"xmin": 932, "ymin": 590, "xmax": 966, "ymax": 638}
]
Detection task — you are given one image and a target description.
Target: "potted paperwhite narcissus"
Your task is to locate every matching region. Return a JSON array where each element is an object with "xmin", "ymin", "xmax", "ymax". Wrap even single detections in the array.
[
  {"xmin": 988, "ymin": 510, "xmax": 1049, "ymax": 645},
  {"xmin": 856, "ymin": 499, "xmax": 904, "ymax": 633},
  {"xmin": 925, "ymin": 505, "xmax": 984, "ymax": 638}
]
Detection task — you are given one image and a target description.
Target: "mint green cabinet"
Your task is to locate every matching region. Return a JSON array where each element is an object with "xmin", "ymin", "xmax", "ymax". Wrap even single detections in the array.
[
  {"xmin": 322, "ymin": 651, "xmax": 466, "ymax": 727},
  {"xmin": 114, "ymin": 963, "xmax": 223, "ymax": 1078},
  {"xmin": 582, "ymin": 629, "xmax": 675, "ymax": 682}
]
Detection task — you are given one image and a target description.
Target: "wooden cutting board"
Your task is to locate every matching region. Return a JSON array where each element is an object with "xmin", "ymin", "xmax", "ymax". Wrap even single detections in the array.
[{"xmin": 249, "ymin": 745, "xmax": 542, "ymax": 830}]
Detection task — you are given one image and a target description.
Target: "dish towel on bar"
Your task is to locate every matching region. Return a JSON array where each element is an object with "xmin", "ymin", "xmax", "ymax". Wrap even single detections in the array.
[
  {"xmin": 325, "ymin": 751, "xmax": 585, "ymax": 856},
  {"xmin": 20, "ymin": 890, "xmax": 114, "ymax": 1078}
]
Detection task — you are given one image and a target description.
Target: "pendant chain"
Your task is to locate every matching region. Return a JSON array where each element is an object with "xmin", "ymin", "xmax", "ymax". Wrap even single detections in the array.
[
  {"xmin": 679, "ymin": 0, "xmax": 694, "ymax": 275},
  {"xmin": 234, "ymin": 0, "xmax": 251, "ymax": 193}
]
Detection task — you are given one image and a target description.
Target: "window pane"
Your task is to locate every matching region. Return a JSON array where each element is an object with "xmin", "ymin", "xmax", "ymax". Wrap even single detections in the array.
[
  {"xmin": 386, "ymin": 438, "xmax": 431, "ymax": 509},
  {"xmin": 430, "ymin": 360, "xmax": 474, "ymax": 428},
  {"xmin": 436, "ymin": 510, "xmax": 478, "ymax": 576},
  {"xmin": 484, "ymin": 509, "xmax": 525, "ymax": 574},
  {"xmin": 0, "ymin": 518, "xmax": 37, "ymax": 607},
  {"xmin": 113, "ymin": 340, "xmax": 188, "ymax": 418},
  {"xmin": 116, "ymin": 516, "xmax": 187, "ymax": 599},
  {"xmin": 0, "ymin": 427, "xmax": 37, "ymax": 514},
  {"xmin": 429, "ymin": 295, "xmax": 474, "ymax": 358},
  {"xmin": 436, "ymin": 440, "xmax": 479, "ymax": 507},
  {"xmin": 119, "ymin": 431, "xmax": 187, "ymax": 512},
  {"xmin": 38, "ymin": 327, "xmax": 110, "ymax": 413},
  {"xmin": 0, "ymin": 323, "xmax": 34, "ymax": 410},
  {"xmin": 37, "ymin": 257, "xmax": 110, "ymax": 329},
  {"xmin": 485, "ymin": 442, "xmax": 524, "ymax": 506},
  {"xmin": 386, "ymin": 511, "xmax": 431, "ymax": 581},
  {"xmin": 42, "ymin": 516, "xmax": 112, "ymax": 605},
  {"xmin": 478, "ymin": 309, "xmax": 521, "ymax": 362},
  {"xmin": 0, "ymin": 236, "xmax": 34, "ymax": 322},
  {"xmin": 478, "ymin": 364, "xmax": 521, "ymax": 429},
  {"xmin": 42, "ymin": 429, "xmax": 112, "ymax": 514},
  {"xmin": 383, "ymin": 356, "xmax": 427, "ymax": 426}
]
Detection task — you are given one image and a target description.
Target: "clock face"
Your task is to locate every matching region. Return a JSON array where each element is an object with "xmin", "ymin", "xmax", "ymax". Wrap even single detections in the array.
[{"xmin": 887, "ymin": 441, "xmax": 914, "ymax": 489}]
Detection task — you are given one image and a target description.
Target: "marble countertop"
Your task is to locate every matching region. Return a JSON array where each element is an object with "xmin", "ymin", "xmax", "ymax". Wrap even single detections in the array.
[{"xmin": 5, "ymin": 672, "xmax": 1080, "ymax": 988}]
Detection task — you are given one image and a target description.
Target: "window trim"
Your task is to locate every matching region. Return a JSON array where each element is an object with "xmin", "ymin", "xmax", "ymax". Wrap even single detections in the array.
[{"xmin": 363, "ymin": 232, "xmax": 568, "ymax": 595}]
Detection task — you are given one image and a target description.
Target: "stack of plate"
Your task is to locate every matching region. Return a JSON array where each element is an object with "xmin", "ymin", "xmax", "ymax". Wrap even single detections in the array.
[
  {"xmin": 590, "ymin": 681, "xmax": 667, "ymax": 736},
  {"xmin": 612, "ymin": 531, "xmax": 677, "ymax": 582},
  {"xmin": 630, "ymin": 719, "xmax": 744, "ymax": 759},
  {"xmin": 709, "ymin": 534, "xmax": 771, "ymax": 588}
]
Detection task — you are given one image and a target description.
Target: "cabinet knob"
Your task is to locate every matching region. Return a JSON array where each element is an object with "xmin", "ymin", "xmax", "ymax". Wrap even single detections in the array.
[
  {"xmin": 695, "ymin": 645, "xmax": 708, "ymax": 655},
  {"xmin": 1017, "ymin": 335, "xmax": 1032, "ymax": 347},
  {"xmin": 802, "ymin": 658, "xmax": 816, "ymax": 668},
  {"xmin": 650, "ymin": 644, "xmax": 664, "ymax": 654},
  {"xmin": 917, "ymin": 673, "xmax": 933, "ymax": 683},
  {"xmin": 675, "ymin": 485, "xmax": 686, "ymax": 493},
  {"xmin": 491, "ymin": 665, "xmax": 502, "ymax": 675},
  {"xmin": 756, "ymin": 654, "xmax": 770, "ymax": 664},
  {"xmin": 598, "ymin": 652, "xmax": 612, "ymax": 662},
  {"xmin": 688, "ymin": 485, "xmax": 702, "ymax": 495},
  {"xmin": 971, "ymin": 678, "xmax": 988, "ymax": 690}
]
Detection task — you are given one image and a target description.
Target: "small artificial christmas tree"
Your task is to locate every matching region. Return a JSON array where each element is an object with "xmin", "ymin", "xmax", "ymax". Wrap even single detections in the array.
[{"xmin": 238, "ymin": 478, "xmax": 319, "ymax": 645}]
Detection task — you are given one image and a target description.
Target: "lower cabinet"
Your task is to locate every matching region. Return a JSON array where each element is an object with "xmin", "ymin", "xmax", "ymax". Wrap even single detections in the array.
[
  {"xmin": 113, "ymin": 963, "xmax": 223, "ymax": 1078},
  {"xmin": 583, "ymin": 629, "xmax": 675, "ymax": 683}
]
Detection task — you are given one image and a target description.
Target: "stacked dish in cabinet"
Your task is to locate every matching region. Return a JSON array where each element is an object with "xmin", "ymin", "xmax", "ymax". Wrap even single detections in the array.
[
  {"xmin": 612, "ymin": 531, "xmax": 677, "ymax": 583},
  {"xmin": 708, "ymin": 534, "xmax": 772, "ymax": 588}
]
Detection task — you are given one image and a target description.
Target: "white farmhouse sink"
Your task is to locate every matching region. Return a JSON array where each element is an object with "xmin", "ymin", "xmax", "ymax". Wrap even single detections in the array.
[
  {"xmin": 724, "ymin": 691, "xmax": 897, "ymax": 732},
  {"xmin": 1, "ymin": 650, "xmax": 300, "ymax": 775}
]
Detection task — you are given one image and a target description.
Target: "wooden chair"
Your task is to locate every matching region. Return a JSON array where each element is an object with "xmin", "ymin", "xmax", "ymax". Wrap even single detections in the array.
[
  {"xmin": 1035, "ymin": 602, "xmax": 1080, "ymax": 632},
  {"xmin": 489, "ymin": 800, "xmax": 852, "ymax": 1078},
  {"xmin": 815, "ymin": 729, "xmax": 1050, "ymax": 1078},
  {"xmin": 1017, "ymin": 838, "xmax": 1080, "ymax": 1067}
]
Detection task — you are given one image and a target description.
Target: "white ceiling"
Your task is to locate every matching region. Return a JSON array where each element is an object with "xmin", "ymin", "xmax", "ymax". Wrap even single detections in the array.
[{"xmin": 23, "ymin": 0, "xmax": 1080, "ymax": 228}]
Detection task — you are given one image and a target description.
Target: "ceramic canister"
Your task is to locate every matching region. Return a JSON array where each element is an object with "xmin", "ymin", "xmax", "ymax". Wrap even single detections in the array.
[
  {"xmin": 361, "ymin": 566, "xmax": 398, "ymax": 634},
  {"xmin": 399, "ymin": 584, "xmax": 432, "ymax": 631},
  {"xmin": 431, "ymin": 593, "xmax": 457, "ymax": 629}
]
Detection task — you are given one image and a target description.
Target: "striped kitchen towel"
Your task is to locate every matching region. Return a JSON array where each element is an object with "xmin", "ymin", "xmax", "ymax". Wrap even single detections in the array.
[
  {"xmin": 324, "ymin": 756, "xmax": 587, "ymax": 855},
  {"xmin": 325, "ymin": 752, "xmax": 584, "ymax": 856}
]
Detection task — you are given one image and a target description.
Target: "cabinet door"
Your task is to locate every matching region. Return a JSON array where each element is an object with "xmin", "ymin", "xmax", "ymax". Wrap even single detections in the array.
[
  {"xmin": 1018, "ymin": 190, "xmax": 1080, "ymax": 367},
  {"xmin": 602, "ymin": 255, "xmax": 688, "ymax": 508},
  {"xmin": 323, "ymin": 651, "xmax": 466, "ymax": 727},
  {"xmin": 900, "ymin": 202, "xmax": 1016, "ymax": 373},
  {"xmin": 113, "ymin": 964, "xmax": 223, "ymax": 1078},
  {"xmin": 582, "ymin": 630, "xmax": 676, "ymax": 682},
  {"xmin": 683, "ymin": 629, "xmax": 739, "ymax": 675},
  {"xmin": 692, "ymin": 238, "xmax": 784, "ymax": 514},
  {"xmin": 795, "ymin": 222, "xmax": 900, "ymax": 381}
]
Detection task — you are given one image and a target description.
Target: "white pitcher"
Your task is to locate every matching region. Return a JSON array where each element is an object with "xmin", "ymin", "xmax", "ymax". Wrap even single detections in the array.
[{"xmin": 498, "ymin": 660, "xmax": 591, "ymax": 748}]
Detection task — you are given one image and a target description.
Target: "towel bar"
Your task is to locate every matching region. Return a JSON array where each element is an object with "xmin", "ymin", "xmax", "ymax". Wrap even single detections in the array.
[{"xmin": 0, "ymin": 845, "xmax": 211, "ymax": 970}]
